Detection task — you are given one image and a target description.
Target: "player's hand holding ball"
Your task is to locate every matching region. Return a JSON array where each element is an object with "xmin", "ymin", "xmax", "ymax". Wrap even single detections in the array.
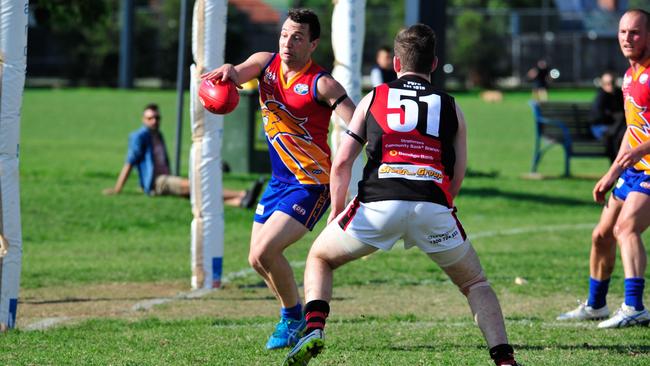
[{"xmin": 198, "ymin": 78, "xmax": 240, "ymax": 115}]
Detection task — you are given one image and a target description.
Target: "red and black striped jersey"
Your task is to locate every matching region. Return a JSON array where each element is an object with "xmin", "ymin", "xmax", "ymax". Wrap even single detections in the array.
[{"xmin": 357, "ymin": 75, "xmax": 459, "ymax": 207}]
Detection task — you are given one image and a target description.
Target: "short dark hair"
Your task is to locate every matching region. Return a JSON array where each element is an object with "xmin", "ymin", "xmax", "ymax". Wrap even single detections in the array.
[
  {"xmin": 287, "ymin": 8, "xmax": 320, "ymax": 41},
  {"xmin": 394, "ymin": 24, "xmax": 436, "ymax": 74},
  {"xmin": 143, "ymin": 103, "xmax": 159, "ymax": 113},
  {"xmin": 378, "ymin": 46, "xmax": 392, "ymax": 54},
  {"xmin": 623, "ymin": 8, "xmax": 650, "ymax": 30},
  {"xmin": 601, "ymin": 69, "xmax": 616, "ymax": 78}
]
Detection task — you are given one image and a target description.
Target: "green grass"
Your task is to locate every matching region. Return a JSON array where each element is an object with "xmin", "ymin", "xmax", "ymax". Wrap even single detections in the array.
[
  {"xmin": 4, "ymin": 317, "xmax": 649, "ymax": 365},
  {"xmin": 3, "ymin": 88, "xmax": 649, "ymax": 365}
]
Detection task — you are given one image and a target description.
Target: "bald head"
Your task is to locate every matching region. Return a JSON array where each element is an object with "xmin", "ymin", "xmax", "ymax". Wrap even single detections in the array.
[
  {"xmin": 623, "ymin": 9, "xmax": 650, "ymax": 29},
  {"xmin": 619, "ymin": 9, "xmax": 650, "ymax": 62}
]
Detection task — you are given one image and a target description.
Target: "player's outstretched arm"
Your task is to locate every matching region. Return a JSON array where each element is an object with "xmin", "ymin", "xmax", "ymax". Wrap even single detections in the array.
[
  {"xmin": 200, "ymin": 52, "xmax": 273, "ymax": 87},
  {"xmin": 450, "ymin": 103, "xmax": 467, "ymax": 198},
  {"xmin": 316, "ymin": 75, "xmax": 356, "ymax": 125},
  {"xmin": 327, "ymin": 92, "xmax": 372, "ymax": 224}
]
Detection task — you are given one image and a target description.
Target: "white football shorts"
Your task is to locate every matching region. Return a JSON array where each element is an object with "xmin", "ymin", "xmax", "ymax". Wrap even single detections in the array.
[{"xmin": 337, "ymin": 199, "xmax": 467, "ymax": 253}]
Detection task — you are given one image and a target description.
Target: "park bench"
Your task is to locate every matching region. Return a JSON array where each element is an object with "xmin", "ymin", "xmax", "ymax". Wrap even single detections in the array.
[{"xmin": 529, "ymin": 101, "xmax": 608, "ymax": 176}]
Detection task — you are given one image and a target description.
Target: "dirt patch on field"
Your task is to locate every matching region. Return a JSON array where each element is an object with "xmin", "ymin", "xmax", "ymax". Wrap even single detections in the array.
[
  {"xmin": 18, "ymin": 281, "xmax": 188, "ymax": 327},
  {"xmin": 17, "ymin": 281, "xmax": 595, "ymax": 330}
]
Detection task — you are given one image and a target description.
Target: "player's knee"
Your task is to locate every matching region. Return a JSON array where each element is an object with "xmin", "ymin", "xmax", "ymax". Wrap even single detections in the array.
[
  {"xmin": 458, "ymin": 272, "xmax": 491, "ymax": 297},
  {"xmin": 307, "ymin": 245, "xmax": 343, "ymax": 270},
  {"xmin": 322, "ymin": 255, "xmax": 348, "ymax": 270},
  {"xmin": 592, "ymin": 225, "xmax": 615, "ymax": 246},
  {"xmin": 248, "ymin": 245, "xmax": 275, "ymax": 271},
  {"xmin": 248, "ymin": 250, "xmax": 263, "ymax": 272},
  {"xmin": 613, "ymin": 220, "xmax": 637, "ymax": 243}
]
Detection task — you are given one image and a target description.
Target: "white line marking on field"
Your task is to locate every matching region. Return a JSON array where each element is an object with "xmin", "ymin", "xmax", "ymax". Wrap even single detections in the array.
[
  {"xmin": 23, "ymin": 223, "xmax": 594, "ymax": 331},
  {"xmin": 132, "ymin": 298, "xmax": 174, "ymax": 311},
  {"xmin": 23, "ymin": 317, "xmax": 72, "ymax": 331},
  {"xmin": 132, "ymin": 288, "xmax": 221, "ymax": 311},
  {"xmin": 470, "ymin": 223, "xmax": 594, "ymax": 240},
  {"xmin": 433, "ymin": 320, "xmax": 594, "ymax": 329}
]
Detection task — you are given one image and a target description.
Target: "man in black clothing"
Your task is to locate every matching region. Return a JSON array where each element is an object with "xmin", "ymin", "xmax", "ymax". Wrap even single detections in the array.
[
  {"xmin": 369, "ymin": 46, "xmax": 397, "ymax": 87},
  {"xmin": 528, "ymin": 59, "xmax": 550, "ymax": 101},
  {"xmin": 590, "ymin": 70, "xmax": 626, "ymax": 161}
]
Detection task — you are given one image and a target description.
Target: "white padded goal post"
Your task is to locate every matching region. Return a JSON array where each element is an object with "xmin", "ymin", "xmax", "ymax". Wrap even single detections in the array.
[{"xmin": 0, "ymin": 0, "xmax": 28, "ymax": 330}]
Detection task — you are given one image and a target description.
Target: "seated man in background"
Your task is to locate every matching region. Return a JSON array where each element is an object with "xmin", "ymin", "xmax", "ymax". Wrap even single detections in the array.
[
  {"xmin": 590, "ymin": 70, "xmax": 626, "ymax": 161},
  {"xmin": 369, "ymin": 46, "xmax": 397, "ymax": 87},
  {"xmin": 527, "ymin": 59, "xmax": 550, "ymax": 101},
  {"xmin": 103, "ymin": 103, "xmax": 264, "ymax": 208}
]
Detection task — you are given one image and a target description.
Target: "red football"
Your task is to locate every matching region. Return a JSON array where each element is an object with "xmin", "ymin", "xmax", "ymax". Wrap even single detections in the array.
[{"xmin": 198, "ymin": 78, "xmax": 240, "ymax": 115}]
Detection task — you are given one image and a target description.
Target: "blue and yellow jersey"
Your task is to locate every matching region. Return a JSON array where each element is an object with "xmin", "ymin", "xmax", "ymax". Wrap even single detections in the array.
[
  {"xmin": 258, "ymin": 54, "xmax": 334, "ymax": 185},
  {"xmin": 622, "ymin": 59, "xmax": 650, "ymax": 173}
]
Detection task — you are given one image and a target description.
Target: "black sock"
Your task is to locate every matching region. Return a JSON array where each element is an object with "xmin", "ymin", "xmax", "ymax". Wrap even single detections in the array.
[
  {"xmin": 304, "ymin": 300, "xmax": 330, "ymax": 334},
  {"xmin": 490, "ymin": 344, "xmax": 515, "ymax": 365}
]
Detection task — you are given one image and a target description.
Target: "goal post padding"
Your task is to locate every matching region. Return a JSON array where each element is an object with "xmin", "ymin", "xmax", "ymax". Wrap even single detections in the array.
[
  {"xmin": 330, "ymin": 0, "xmax": 365, "ymax": 198},
  {"xmin": 189, "ymin": 0, "xmax": 227, "ymax": 289},
  {"xmin": 0, "ymin": 0, "xmax": 28, "ymax": 330}
]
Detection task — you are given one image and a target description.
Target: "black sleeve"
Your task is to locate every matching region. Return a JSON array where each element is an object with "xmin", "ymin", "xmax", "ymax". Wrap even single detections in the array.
[{"xmin": 591, "ymin": 90, "xmax": 607, "ymax": 124}]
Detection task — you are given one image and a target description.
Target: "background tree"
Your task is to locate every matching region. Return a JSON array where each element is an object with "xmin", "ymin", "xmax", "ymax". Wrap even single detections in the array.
[
  {"xmin": 629, "ymin": 0, "xmax": 650, "ymax": 9},
  {"xmin": 295, "ymin": 0, "xmax": 404, "ymax": 75},
  {"xmin": 30, "ymin": 0, "xmax": 119, "ymax": 86},
  {"xmin": 448, "ymin": 0, "xmax": 546, "ymax": 88}
]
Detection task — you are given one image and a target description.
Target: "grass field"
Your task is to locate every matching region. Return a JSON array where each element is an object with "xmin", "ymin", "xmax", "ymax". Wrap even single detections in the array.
[{"xmin": 3, "ymin": 88, "xmax": 650, "ymax": 365}]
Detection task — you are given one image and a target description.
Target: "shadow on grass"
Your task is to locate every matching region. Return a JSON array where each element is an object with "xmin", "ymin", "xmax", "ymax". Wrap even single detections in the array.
[
  {"xmin": 206, "ymin": 295, "xmax": 277, "ymax": 302},
  {"xmin": 461, "ymin": 187, "xmax": 593, "ymax": 207},
  {"xmin": 23, "ymin": 294, "xmax": 286, "ymax": 306},
  {"xmin": 466, "ymin": 168, "xmax": 500, "ymax": 178},
  {"xmin": 521, "ymin": 172, "xmax": 602, "ymax": 181},
  {"xmin": 235, "ymin": 282, "xmax": 269, "ymax": 289},
  {"xmin": 21, "ymin": 296, "xmax": 166, "ymax": 305},
  {"xmin": 84, "ymin": 171, "xmax": 117, "ymax": 179}
]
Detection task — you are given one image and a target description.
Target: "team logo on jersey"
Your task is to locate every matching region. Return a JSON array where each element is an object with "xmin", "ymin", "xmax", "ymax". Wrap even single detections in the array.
[
  {"xmin": 625, "ymin": 97, "xmax": 649, "ymax": 133},
  {"xmin": 262, "ymin": 100, "xmax": 310, "ymax": 140},
  {"xmin": 261, "ymin": 99, "xmax": 331, "ymax": 185},
  {"xmin": 641, "ymin": 74, "xmax": 649, "ymax": 85},
  {"xmin": 623, "ymin": 74, "xmax": 632, "ymax": 88},
  {"xmin": 264, "ymin": 71, "xmax": 277, "ymax": 85},
  {"xmin": 625, "ymin": 97, "xmax": 650, "ymax": 170},
  {"xmin": 294, "ymin": 83, "xmax": 309, "ymax": 95}
]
